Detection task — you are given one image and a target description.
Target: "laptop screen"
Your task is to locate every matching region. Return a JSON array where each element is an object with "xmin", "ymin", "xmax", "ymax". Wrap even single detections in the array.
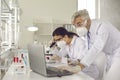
[{"xmin": 28, "ymin": 44, "xmax": 47, "ymax": 76}]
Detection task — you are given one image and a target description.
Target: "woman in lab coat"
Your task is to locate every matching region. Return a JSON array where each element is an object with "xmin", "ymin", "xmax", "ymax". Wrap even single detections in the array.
[
  {"xmin": 71, "ymin": 9, "xmax": 120, "ymax": 80},
  {"xmin": 51, "ymin": 27, "xmax": 99, "ymax": 79}
]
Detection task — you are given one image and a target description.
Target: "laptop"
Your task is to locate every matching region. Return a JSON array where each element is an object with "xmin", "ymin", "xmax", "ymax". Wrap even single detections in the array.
[{"xmin": 28, "ymin": 44, "xmax": 73, "ymax": 77}]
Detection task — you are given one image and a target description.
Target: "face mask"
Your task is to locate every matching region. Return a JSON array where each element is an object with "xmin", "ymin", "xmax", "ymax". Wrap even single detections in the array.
[
  {"xmin": 76, "ymin": 20, "xmax": 88, "ymax": 36},
  {"xmin": 76, "ymin": 27, "xmax": 88, "ymax": 37},
  {"xmin": 56, "ymin": 40, "xmax": 66, "ymax": 49}
]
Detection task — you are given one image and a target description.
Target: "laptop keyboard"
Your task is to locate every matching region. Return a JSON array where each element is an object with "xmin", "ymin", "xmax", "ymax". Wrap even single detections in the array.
[
  {"xmin": 47, "ymin": 67, "xmax": 73, "ymax": 76},
  {"xmin": 47, "ymin": 69, "xmax": 58, "ymax": 74}
]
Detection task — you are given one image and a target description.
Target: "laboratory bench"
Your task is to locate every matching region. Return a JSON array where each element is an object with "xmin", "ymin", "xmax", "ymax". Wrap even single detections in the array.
[
  {"xmin": 2, "ymin": 63, "xmax": 95, "ymax": 80},
  {"xmin": 1, "ymin": 49, "xmax": 95, "ymax": 80}
]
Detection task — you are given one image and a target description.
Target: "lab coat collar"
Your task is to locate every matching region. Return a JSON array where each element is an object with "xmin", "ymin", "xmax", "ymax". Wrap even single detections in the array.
[
  {"xmin": 89, "ymin": 19, "xmax": 101, "ymax": 35},
  {"xmin": 69, "ymin": 36, "xmax": 77, "ymax": 46},
  {"xmin": 89, "ymin": 20, "xmax": 94, "ymax": 35},
  {"xmin": 88, "ymin": 19, "xmax": 96, "ymax": 36}
]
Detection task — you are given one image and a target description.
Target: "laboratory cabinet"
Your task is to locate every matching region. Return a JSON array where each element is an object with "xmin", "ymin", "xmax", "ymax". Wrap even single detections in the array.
[
  {"xmin": 0, "ymin": 0, "xmax": 20, "ymax": 79},
  {"xmin": 35, "ymin": 23, "xmax": 64, "ymax": 36},
  {"xmin": 35, "ymin": 23, "xmax": 54, "ymax": 35}
]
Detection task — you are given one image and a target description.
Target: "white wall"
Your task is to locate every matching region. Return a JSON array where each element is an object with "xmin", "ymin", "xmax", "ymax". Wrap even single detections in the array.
[
  {"xmin": 19, "ymin": 0, "xmax": 77, "ymax": 48},
  {"xmin": 100, "ymin": 0, "xmax": 120, "ymax": 30}
]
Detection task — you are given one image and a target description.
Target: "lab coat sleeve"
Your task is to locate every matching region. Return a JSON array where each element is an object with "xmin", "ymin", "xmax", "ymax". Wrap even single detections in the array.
[
  {"xmin": 80, "ymin": 22, "xmax": 109, "ymax": 67},
  {"xmin": 57, "ymin": 46, "xmax": 68, "ymax": 57},
  {"xmin": 77, "ymin": 38, "xmax": 87, "ymax": 60}
]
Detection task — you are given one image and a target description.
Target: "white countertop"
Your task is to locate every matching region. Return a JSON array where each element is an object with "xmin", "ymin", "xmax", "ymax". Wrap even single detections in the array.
[{"xmin": 2, "ymin": 63, "xmax": 94, "ymax": 80}]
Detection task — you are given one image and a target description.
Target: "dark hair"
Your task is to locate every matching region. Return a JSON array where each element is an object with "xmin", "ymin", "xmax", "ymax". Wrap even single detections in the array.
[
  {"xmin": 67, "ymin": 32, "xmax": 79, "ymax": 38},
  {"xmin": 52, "ymin": 27, "xmax": 79, "ymax": 38},
  {"xmin": 52, "ymin": 27, "xmax": 68, "ymax": 37}
]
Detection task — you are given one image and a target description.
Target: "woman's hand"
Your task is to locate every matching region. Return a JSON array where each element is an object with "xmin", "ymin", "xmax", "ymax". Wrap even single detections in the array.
[{"xmin": 50, "ymin": 54, "xmax": 61, "ymax": 62}]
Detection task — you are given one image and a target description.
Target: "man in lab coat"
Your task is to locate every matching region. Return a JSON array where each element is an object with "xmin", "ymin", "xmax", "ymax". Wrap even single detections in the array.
[{"xmin": 71, "ymin": 9, "xmax": 120, "ymax": 80}]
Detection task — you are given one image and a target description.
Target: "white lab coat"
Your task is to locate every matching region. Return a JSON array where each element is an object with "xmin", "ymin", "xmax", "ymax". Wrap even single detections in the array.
[
  {"xmin": 58, "ymin": 36, "xmax": 99, "ymax": 79},
  {"xmin": 80, "ymin": 19, "xmax": 120, "ymax": 80}
]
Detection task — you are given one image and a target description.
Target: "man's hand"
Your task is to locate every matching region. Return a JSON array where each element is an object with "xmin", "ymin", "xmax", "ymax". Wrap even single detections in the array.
[
  {"xmin": 68, "ymin": 59, "xmax": 80, "ymax": 66},
  {"xmin": 78, "ymin": 63, "xmax": 85, "ymax": 70},
  {"xmin": 68, "ymin": 59, "xmax": 85, "ymax": 70},
  {"xmin": 57, "ymin": 65, "xmax": 81, "ymax": 73}
]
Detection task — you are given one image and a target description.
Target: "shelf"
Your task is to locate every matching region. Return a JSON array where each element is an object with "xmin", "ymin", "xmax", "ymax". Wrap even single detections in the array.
[
  {"xmin": 35, "ymin": 23, "xmax": 53, "ymax": 35},
  {"xmin": 0, "ymin": 0, "xmax": 20, "ymax": 54}
]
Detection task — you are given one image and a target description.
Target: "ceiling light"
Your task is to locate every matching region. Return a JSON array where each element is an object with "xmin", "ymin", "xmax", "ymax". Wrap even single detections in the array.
[{"xmin": 27, "ymin": 26, "xmax": 38, "ymax": 31}]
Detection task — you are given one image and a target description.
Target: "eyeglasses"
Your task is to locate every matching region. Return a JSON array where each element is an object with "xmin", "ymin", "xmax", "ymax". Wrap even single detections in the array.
[
  {"xmin": 74, "ymin": 20, "xmax": 87, "ymax": 28},
  {"xmin": 74, "ymin": 22, "xmax": 84, "ymax": 28}
]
